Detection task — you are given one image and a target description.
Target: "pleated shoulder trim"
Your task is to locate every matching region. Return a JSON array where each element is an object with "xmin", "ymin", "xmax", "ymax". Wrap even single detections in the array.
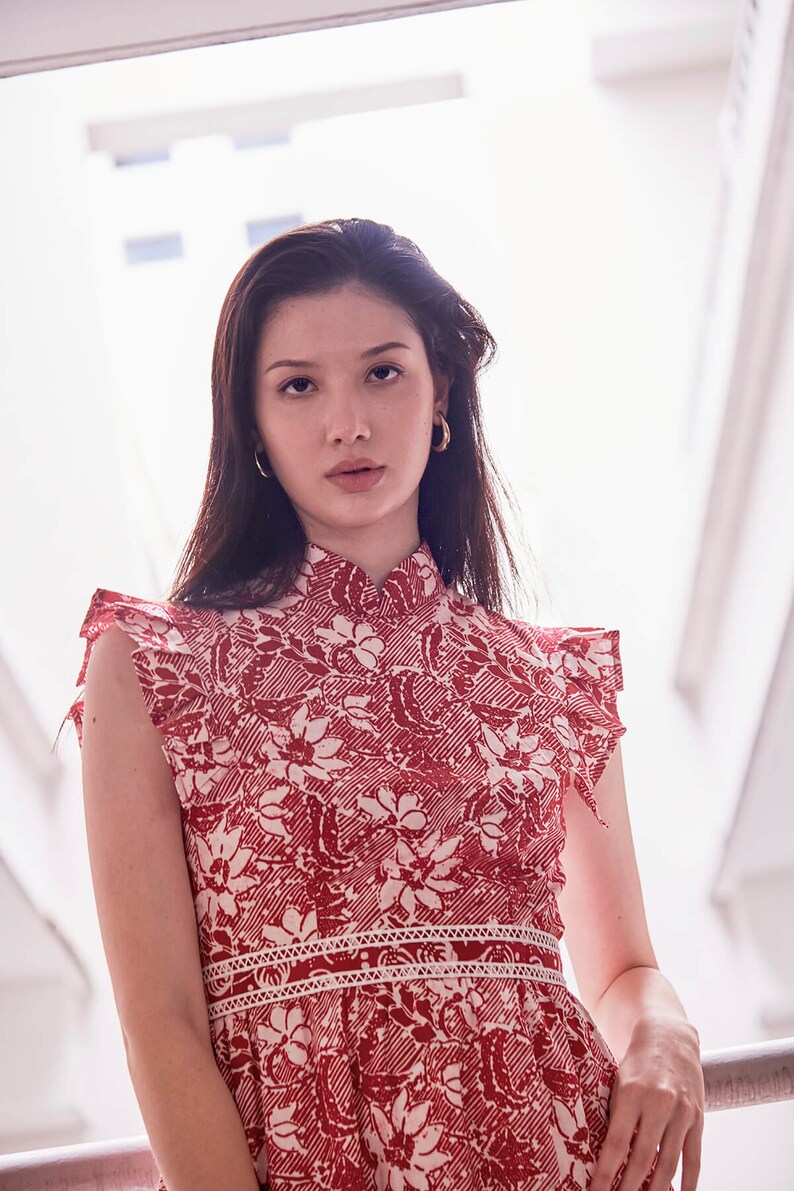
[
  {"xmin": 551, "ymin": 626, "xmax": 627, "ymax": 826},
  {"xmin": 66, "ymin": 588, "xmax": 209, "ymax": 752}
]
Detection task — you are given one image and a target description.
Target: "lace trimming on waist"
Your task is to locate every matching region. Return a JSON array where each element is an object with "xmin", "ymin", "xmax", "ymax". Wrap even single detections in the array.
[{"xmin": 201, "ymin": 922, "xmax": 566, "ymax": 1020}]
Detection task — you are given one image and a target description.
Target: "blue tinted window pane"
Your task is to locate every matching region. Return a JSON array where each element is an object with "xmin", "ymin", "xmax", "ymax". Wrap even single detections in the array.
[
  {"xmin": 124, "ymin": 234, "xmax": 184, "ymax": 264},
  {"xmin": 246, "ymin": 215, "xmax": 302, "ymax": 248},
  {"xmin": 233, "ymin": 130, "xmax": 291, "ymax": 150},
  {"xmin": 115, "ymin": 148, "xmax": 171, "ymax": 166}
]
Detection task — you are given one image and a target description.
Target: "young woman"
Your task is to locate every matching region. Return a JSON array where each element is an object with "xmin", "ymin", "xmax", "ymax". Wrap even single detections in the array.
[{"xmin": 65, "ymin": 217, "xmax": 704, "ymax": 1191}]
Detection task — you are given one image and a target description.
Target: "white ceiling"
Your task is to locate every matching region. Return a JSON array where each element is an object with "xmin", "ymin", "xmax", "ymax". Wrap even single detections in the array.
[
  {"xmin": 0, "ymin": 0, "xmax": 741, "ymax": 79},
  {"xmin": 0, "ymin": 0, "xmax": 508, "ymax": 77}
]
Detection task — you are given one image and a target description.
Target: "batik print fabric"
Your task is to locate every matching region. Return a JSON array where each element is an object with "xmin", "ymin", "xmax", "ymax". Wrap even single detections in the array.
[{"xmin": 67, "ymin": 539, "xmax": 669, "ymax": 1191}]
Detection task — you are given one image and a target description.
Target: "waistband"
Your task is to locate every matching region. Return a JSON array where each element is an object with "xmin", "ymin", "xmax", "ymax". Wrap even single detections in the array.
[{"xmin": 202, "ymin": 922, "xmax": 565, "ymax": 1021}]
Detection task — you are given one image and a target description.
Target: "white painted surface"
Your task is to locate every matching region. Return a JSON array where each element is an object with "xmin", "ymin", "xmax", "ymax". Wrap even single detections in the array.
[{"xmin": 0, "ymin": 0, "xmax": 510, "ymax": 77}]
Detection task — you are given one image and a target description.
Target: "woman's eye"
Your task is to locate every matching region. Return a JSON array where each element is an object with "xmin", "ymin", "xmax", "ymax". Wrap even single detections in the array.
[
  {"xmin": 280, "ymin": 376, "xmax": 313, "ymax": 395},
  {"xmin": 279, "ymin": 364, "xmax": 402, "ymax": 395},
  {"xmin": 369, "ymin": 364, "xmax": 401, "ymax": 382}
]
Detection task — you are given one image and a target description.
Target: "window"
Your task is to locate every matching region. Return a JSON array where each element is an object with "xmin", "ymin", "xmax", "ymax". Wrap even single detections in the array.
[
  {"xmin": 124, "ymin": 233, "xmax": 184, "ymax": 264},
  {"xmin": 246, "ymin": 215, "xmax": 302, "ymax": 248},
  {"xmin": 115, "ymin": 148, "xmax": 171, "ymax": 167},
  {"xmin": 233, "ymin": 129, "xmax": 291, "ymax": 150}
]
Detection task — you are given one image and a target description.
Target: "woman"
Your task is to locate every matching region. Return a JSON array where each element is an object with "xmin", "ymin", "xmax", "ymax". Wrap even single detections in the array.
[{"xmin": 65, "ymin": 217, "xmax": 704, "ymax": 1190}]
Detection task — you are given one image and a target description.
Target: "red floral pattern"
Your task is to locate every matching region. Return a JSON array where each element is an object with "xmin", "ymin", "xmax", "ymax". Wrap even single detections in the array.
[{"xmin": 67, "ymin": 540, "xmax": 667, "ymax": 1190}]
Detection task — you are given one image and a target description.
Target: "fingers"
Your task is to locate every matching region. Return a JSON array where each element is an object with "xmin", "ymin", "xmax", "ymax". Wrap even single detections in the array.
[
  {"xmin": 646, "ymin": 1098, "xmax": 704, "ymax": 1191},
  {"xmin": 591, "ymin": 1093, "xmax": 704, "ymax": 1191},
  {"xmin": 590, "ymin": 1100, "xmax": 642, "ymax": 1191},
  {"xmin": 678, "ymin": 1108, "xmax": 705, "ymax": 1191},
  {"xmin": 608, "ymin": 1112, "xmax": 664, "ymax": 1191},
  {"xmin": 645, "ymin": 1115, "xmax": 688, "ymax": 1191}
]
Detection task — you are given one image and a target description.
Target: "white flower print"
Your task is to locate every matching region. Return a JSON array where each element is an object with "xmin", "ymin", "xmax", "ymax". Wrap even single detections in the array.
[
  {"xmin": 358, "ymin": 784, "xmax": 427, "ymax": 832},
  {"xmin": 261, "ymin": 906, "xmax": 318, "ymax": 946},
  {"xmin": 476, "ymin": 721, "xmax": 558, "ymax": 793},
  {"xmin": 268, "ymin": 1101, "xmax": 306, "ymax": 1154},
  {"xmin": 256, "ymin": 783, "xmax": 291, "ymax": 841},
  {"xmin": 476, "ymin": 804, "xmax": 508, "ymax": 855},
  {"xmin": 258, "ymin": 1005, "xmax": 312, "ymax": 1067},
  {"xmin": 416, "ymin": 557, "xmax": 442, "ymax": 597},
  {"xmin": 553, "ymin": 711, "xmax": 600, "ymax": 778},
  {"xmin": 341, "ymin": 691, "xmax": 378, "ymax": 734},
  {"xmin": 315, "ymin": 614, "xmax": 385, "ymax": 670},
  {"xmin": 194, "ymin": 819, "xmax": 259, "ymax": 921},
  {"xmin": 434, "ymin": 595, "xmax": 490, "ymax": 633},
  {"xmin": 168, "ymin": 734, "xmax": 237, "ymax": 804},
  {"xmin": 440, "ymin": 1062, "xmax": 463, "ymax": 1109},
  {"xmin": 366, "ymin": 1086, "xmax": 451, "ymax": 1191},
  {"xmin": 554, "ymin": 712, "xmax": 582, "ymax": 755},
  {"xmin": 548, "ymin": 634, "xmax": 614, "ymax": 694},
  {"xmin": 265, "ymin": 702, "xmax": 350, "ymax": 789},
  {"xmin": 426, "ymin": 975, "xmax": 485, "ymax": 1029},
  {"xmin": 380, "ymin": 830, "xmax": 463, "ymax": 917}
]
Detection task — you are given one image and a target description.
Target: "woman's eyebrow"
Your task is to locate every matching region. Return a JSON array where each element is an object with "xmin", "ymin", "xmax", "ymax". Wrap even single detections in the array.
[{"xmin": 264, "ymin": 341, "xmax": 412, "ymax": 373}]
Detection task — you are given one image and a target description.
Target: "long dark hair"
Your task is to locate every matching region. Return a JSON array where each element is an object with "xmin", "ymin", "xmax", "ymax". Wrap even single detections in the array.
[{"xmin": 168, "ymin": 216, "xmax": 541, "ymax": 619}]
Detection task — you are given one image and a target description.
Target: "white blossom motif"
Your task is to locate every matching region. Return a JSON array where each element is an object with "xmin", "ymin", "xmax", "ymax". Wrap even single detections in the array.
[
  {"xmin": 258, "ymin": 1005, "xmax": 312, "ymax": 1067},
  {"xmin": 168, "ymin": 733, "xmax": 237, "ymax": 805},
  {"xmin": 315, "ymin": 614, "xmax": 386, "ymax": 670},
  {"xmin": 340, "ymin": 691, "xmax": 378, "ymax": 734},
  {"xmin": 476, "ymin": 804, "xmax": 508, "ymax": 855},
  {"xmin": 261, "ymin": 906, "xmax": 318, "ymax": 947},
  {"xmin": 557, "ymin": 636, "xmax": 614, "ymax": 682},
  {"xmin": 268, "ymin": 1101, "xmax": 306, "ymax": 1154},
  {"xmin": 357, "ymin": 785, "xmax": 427, "ymax": 832},
  {"xmin": 255, "ymin": 783, "xmax": 291, "ymax": 841},
  {"xmin": 380, "ymin": 831, "xmax": 463, "ymax": 918},
  {"xmin": 426, "ymin": 975, "xmax": 485, "ymax": 1029},
  {"xmin": 440, "ymin": 1062, "xmax": 463, "ymax": 1109},
  {"xmin": 476, "ymin": 721, "xmax": 559, "ymax": 793},
  {"xmin": 265, "ymin": 702, "xmax": 350, "ymax": 788},
  {"xmin": 194, "ymin": 819, "xmax": 259, "ymax": 922},
  {"xmin": 365, "ymin": 1087, "xmax": 451, "ymax": 1191}
]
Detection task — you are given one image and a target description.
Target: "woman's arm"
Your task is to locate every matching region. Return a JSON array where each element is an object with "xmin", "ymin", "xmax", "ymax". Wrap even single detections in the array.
[
  {"xmin": 81, "ymin": 625, "xmax": 260, "ymax": 1191},
  {"xmin": 557, "ymin": 741, "xmax": 704, "ymax": 1191}
]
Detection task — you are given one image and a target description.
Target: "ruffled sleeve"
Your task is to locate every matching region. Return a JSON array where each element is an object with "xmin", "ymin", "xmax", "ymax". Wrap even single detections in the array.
[
  {"xmin": 553, "ymin": 626, "xmax": 627, "ymax": 827},
  {"xmin": 65, "ymin": 589, "xmax": 216, "ymax": 806}
]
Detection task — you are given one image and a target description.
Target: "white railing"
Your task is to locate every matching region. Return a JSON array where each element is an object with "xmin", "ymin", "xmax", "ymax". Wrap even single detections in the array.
[
  {"xmin": 0, "ymin": 1038, "xmax": 791, "ymax": 1189},
  {"xmin": 700, "ymin": 1034, "xmax": 794, "ymax": 1111},
  {"xmin": 0, "ymin": 1135, "xmax": 159, "ymax": 1189}
]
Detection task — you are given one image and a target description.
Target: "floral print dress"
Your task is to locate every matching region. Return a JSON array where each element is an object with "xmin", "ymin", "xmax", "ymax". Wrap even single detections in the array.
[{"xmin": 67, "ymin": 539, "xmax": 667, "ymax": 1191}]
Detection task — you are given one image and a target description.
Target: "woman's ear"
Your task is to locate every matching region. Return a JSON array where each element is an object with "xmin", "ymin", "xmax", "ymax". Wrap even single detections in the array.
[{"xmin": 434, "ymin": 370, "xmax": 451, "ymax": 419}]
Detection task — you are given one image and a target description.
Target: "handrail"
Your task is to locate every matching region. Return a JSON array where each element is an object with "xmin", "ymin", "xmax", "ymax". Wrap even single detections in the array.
[
  {"xmin": 700, "ymin": 1034, "xmax": 794, "ymax": 1111},
  {"xmin": 0, "ymin": 1135, "xmax": 158, "ymax": 1187},
  {"xmin": 0, "ymin": 1038, "xmax": 791, "ymax": 1188}
]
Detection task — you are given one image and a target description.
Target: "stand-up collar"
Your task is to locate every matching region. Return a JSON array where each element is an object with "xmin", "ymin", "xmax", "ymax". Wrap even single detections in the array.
[{"xmin": 299, "ymin": 539, "xmax": 446, "ymax": 619}]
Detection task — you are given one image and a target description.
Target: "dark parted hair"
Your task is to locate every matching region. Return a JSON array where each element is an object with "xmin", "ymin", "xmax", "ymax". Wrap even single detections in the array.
[{"xmin": 168, "ymin": 216, "xmax": 542, "ymax": 619}]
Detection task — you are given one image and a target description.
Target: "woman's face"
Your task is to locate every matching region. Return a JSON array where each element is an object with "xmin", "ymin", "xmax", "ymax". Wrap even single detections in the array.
[{"xmin": 252, "ymin": 283, "xmax": 450, "ymax": 547}]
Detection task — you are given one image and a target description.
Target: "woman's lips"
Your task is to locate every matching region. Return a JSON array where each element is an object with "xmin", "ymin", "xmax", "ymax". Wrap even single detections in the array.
[{"xmin": 326, "ymin": 466, "xmax": 385, "ymax": 492}]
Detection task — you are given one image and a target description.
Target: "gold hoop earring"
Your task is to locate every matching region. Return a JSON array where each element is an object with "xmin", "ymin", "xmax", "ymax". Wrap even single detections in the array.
[
  {"xmin": 430, "ymin": 411, "xmax": 450, "ymax": 452},
  {"xmin": 254, "ymin": 446, "xmax": 272, "ymax": 478}
]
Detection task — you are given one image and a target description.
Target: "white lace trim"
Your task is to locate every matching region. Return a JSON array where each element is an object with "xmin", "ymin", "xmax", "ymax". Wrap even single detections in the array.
[
  {"xmin": 202, "ymin": 922, "xmax": 561, "ymax": 981},
  {"xmin": 206, "ymin": 959, "xmax": 568, "ymax": 1019}
]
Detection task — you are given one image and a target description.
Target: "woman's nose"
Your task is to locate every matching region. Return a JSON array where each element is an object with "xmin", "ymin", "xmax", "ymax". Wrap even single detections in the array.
[{"xmin": 324, "ymin": 394, "xmax": 371, "ymax": 441}]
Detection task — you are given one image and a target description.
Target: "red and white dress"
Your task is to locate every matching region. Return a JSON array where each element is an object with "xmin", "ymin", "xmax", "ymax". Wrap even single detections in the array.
[{"xmin": 68, "ymin": 539, "xmax": 666, "ymax": 1191}]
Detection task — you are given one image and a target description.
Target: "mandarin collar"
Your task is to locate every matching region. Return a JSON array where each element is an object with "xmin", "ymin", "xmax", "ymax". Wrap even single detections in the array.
[{"xmin": 298, "ymin": 538, "xmax": 445, "ymax": 619}]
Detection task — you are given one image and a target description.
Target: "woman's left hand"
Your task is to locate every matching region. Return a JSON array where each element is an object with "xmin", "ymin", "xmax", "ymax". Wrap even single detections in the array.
[{"xmin": 589, "ymin": 1012, "xmax": 705, "ymax": 1191}]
